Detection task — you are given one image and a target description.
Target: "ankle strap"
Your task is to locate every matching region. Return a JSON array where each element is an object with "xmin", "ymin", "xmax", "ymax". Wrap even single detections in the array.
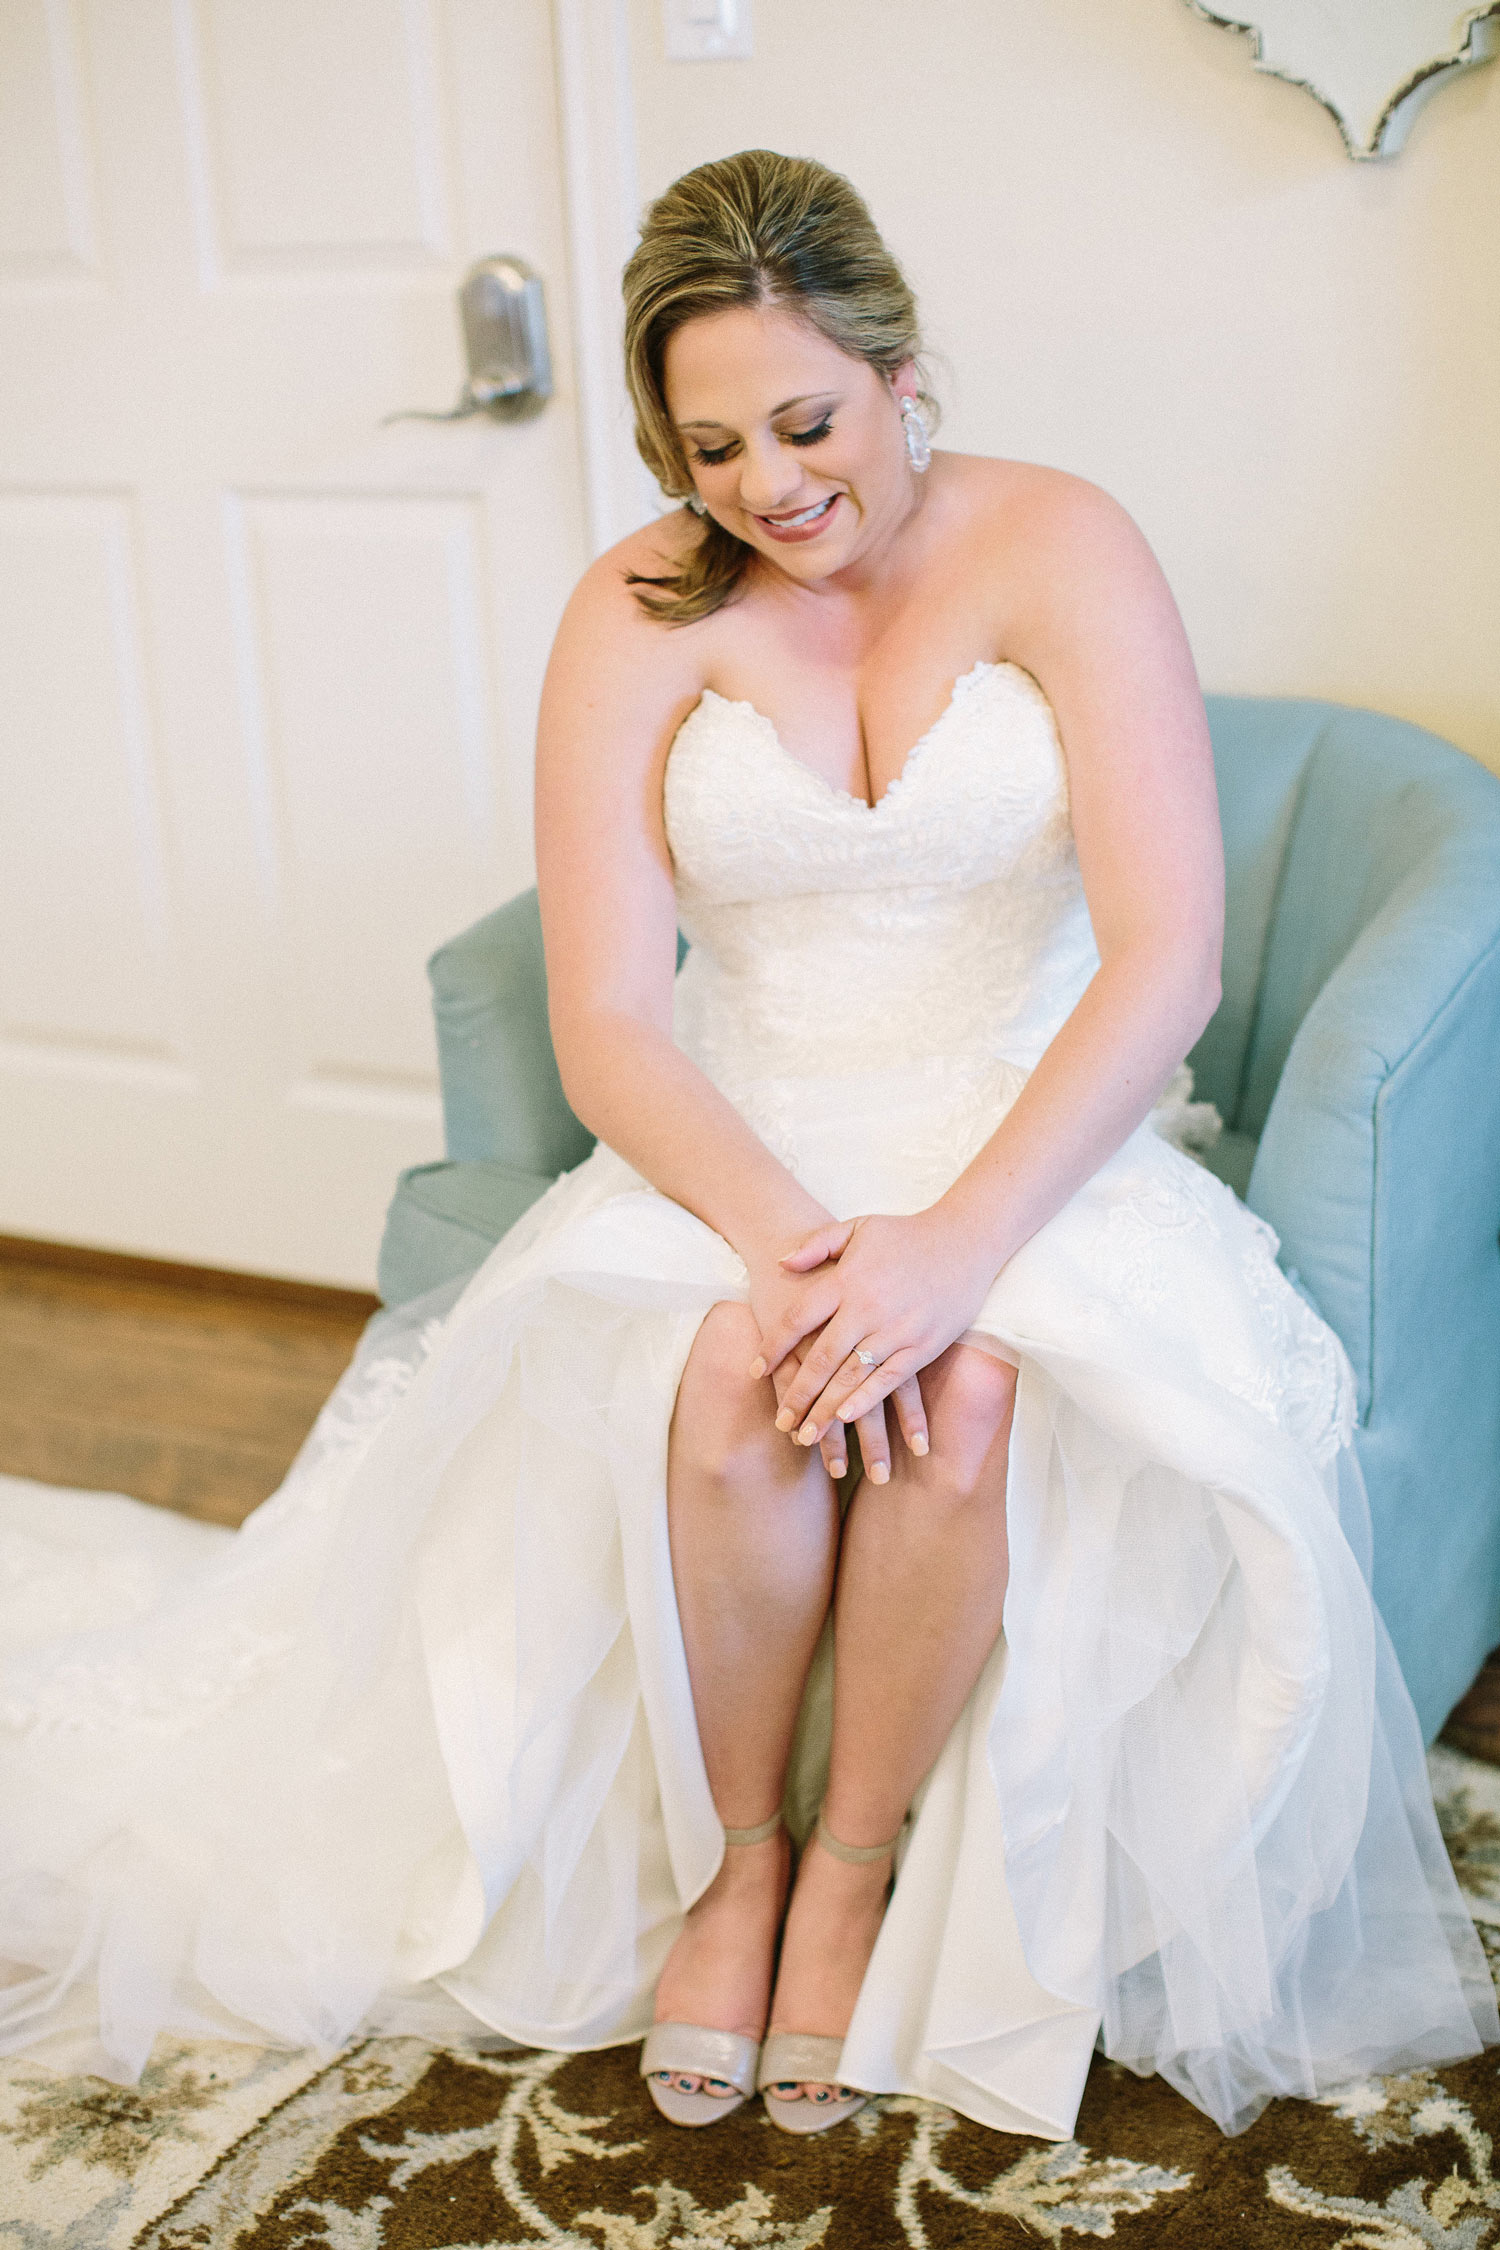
[
  {"xmin": 815, "ymin": 1809, "xmax": 902, "ymax": 1865},
  {"xmin": 721, "ymin": 1812, "xmax": 783, "ymax": 1847}
]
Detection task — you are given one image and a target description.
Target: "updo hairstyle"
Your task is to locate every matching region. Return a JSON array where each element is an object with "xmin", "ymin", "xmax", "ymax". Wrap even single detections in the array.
[{"xmin": 621, "ymin": 149, "xmax": 933, "ymax": 624}]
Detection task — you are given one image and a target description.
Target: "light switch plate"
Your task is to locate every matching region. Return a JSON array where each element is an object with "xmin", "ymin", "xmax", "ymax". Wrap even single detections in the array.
[{"xmin": 663, "ymin": 0, "xmax": 753, "ymax": 61}]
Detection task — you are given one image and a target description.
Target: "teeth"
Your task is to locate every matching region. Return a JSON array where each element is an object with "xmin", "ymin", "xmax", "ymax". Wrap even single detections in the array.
[{"xmin": 766, "ymin": 496, "xmax": 833, "ymax": 528}]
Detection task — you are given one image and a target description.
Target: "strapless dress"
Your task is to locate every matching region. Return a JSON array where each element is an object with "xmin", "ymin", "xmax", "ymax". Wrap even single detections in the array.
[{"xmin": 0, "ymin": 660, "xmax": 1492, "ymax": 2137}]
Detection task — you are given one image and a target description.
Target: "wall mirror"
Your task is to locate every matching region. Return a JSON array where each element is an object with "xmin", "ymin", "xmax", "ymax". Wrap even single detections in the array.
[{"xmin": 1186, "ymin": 1, "xmax": 1500, "ymax": 156}]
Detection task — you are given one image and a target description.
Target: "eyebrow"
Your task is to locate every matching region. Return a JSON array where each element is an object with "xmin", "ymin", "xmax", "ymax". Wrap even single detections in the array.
[{"xmin": 674, "ymin": 391, "xmax": 839, "ymax": 433}]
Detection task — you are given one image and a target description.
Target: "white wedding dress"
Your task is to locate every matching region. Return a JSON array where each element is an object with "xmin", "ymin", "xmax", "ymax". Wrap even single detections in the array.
[{"xmin": 1, "ymin": 660, "xmax": 1493, "ymax": 2137}]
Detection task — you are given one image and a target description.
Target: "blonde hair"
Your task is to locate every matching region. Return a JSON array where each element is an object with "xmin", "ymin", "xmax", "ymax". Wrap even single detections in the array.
[{"xmin": 621, "ymin": 149, "xmax": 932, "ymax": 625}]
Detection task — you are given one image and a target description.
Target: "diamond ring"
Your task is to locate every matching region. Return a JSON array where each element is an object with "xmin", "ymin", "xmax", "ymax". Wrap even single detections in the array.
[{"xmin": 856, "ymin": 1349, "xmax": 878, "ymax": 1367}]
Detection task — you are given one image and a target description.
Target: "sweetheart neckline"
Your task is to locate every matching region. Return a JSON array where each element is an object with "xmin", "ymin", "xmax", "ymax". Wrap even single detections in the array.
[{"xmin": 693, "ymin": 658, "xmax": 1008, "ymax": 814}]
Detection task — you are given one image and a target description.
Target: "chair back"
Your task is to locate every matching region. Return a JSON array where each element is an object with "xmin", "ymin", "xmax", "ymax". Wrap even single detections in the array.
[{"xmin": 1195, "ymin": 698, "xmax": 1500, "ymax": 1136}]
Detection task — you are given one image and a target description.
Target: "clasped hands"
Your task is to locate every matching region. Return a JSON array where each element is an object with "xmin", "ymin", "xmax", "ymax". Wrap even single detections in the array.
[{"xmin": 745, "ymin": 1206, "xmax": 997, "ymax": 1485}]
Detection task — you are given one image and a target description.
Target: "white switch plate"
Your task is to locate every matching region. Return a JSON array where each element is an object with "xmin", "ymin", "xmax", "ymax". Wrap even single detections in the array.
[{"xmin": 663, "ymin": 0, "xmax": 753, "ymax": 61}]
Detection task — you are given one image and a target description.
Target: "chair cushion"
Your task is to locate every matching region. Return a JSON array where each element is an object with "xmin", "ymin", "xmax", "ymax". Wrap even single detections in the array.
[
  {"xmin": 377, "ymin": 1158, "xmax": 555, "ymax": 1307},
  {"xmin": 1197, "ymin": 1128, "xmax": 1258, "ymax": 1202},
  {"xmin": 427, "ymin": 890, "xmax": 596, "ymax": 1177}
]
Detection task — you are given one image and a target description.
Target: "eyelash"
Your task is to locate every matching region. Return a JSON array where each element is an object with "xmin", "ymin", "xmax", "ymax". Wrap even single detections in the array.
[{"xmin": 691, "ymin": 415, "xmax": 834, "ymax": 467}]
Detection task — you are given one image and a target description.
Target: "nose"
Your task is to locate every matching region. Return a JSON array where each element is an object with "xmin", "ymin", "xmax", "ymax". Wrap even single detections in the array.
[{"xmin": 735, "ymin": 436, "xmax": 803, "ymax": 516}]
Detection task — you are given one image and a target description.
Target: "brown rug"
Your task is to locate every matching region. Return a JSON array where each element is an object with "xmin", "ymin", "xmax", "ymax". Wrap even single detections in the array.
[{"xmin": 5, "ymin": 1743, "xmax": 1500, "ymax": 2249}]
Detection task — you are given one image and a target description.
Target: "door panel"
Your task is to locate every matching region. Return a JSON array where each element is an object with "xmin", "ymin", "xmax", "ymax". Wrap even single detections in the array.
[
  {"xmin": 225, "ymin": 490, "xmax": 502, "ymax": 1099},
  {"xmin": 0, "ymin": 0, "xmax": 593, "ymax": 1285},
  {"xmin": 182, "ymin": 0, "xmax": 454, "ymax": 273},
  {"xmin": 0, "ymin": 494, "xmax": 178, "ymax": 1066}
]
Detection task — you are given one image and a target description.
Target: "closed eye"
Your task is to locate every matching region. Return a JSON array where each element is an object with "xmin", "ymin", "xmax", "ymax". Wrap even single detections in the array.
[{"xmin": 689, "ymin": 415, "xmax": 835, "ymax": 468}]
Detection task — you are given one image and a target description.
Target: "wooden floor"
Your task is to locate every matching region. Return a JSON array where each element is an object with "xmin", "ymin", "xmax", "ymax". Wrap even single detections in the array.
[{"xmin": 0, "ymin": 1235, "xmax": 378, "ymax": 1530}]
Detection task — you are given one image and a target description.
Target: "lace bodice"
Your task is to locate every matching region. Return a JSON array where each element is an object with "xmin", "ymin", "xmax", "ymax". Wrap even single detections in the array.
[{"xmin": 664, "ymin": 661, "xmax": 1100, "ymax": 1091}]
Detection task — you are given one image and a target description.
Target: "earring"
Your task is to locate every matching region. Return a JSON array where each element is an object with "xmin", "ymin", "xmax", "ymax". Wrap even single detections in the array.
[
  {"xmin": 900, "ymin": 397, "xmax": 931, "ymax": 475},
  {"xmin": 685, "ymin": 492, "xmax": 707, "ymax": 517}
]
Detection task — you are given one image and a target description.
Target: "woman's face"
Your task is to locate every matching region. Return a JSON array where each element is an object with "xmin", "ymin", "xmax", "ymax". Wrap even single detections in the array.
[{"xmin": 661, "ymin": 301, "xmax": 920, "ymax": 588}]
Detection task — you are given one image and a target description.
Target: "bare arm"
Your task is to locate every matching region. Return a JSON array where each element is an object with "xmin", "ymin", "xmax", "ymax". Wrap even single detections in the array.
[
  {"xmin": 764, "ymin": 480, "xmax": 1224, "ymax": 1435},
  {"xmin": 534, "ymin": 542, "xmax": 832, "ymax": 1265},
  {"xmin": 537, "ymin": 537, "xmax": 932, "ymax": 1477},
  {"xmin": 932, "ymin": 478, "xmax": 1223, "ymax": 1272}
]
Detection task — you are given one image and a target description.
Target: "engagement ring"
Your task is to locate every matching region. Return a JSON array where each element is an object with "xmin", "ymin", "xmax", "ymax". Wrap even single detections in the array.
[{"xmin": 856, "ymin": 1350, "xmax": 878, "ymax": 1367}]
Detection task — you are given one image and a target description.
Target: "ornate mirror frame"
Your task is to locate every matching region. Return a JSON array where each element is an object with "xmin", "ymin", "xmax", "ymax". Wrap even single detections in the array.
[{"xmin": 1185, "ymin": 1, "xmax": 1500, "ymax": 157}]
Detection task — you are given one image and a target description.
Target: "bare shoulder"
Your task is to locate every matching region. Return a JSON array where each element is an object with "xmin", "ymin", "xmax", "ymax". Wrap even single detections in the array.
[
  {"xmin": 940, "ymin": 454, "xmax": 1159, "ymax": 597},
  {"xmin": 552, "ymin": 509, "xmax": 702, "ymax": 674},
  {"xmin": 541, "ymin": 508, "xmax": 716, "ymax": 753}
]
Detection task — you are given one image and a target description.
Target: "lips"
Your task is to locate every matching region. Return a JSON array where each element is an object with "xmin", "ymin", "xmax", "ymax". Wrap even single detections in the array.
[{"xmin": 754, "ymin": 493, "xmax": 839, "ymax": 543}]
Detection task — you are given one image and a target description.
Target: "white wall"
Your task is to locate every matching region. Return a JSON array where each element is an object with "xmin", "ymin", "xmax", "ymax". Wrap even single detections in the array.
[{"xmin": 627, "ymin": 0, "xmax": 1500, "ymax": 775}]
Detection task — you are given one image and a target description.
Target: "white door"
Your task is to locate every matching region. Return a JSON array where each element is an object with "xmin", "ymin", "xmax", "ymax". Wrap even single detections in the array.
[{"xmin": 0, "ymin": 0, "xmax": 626, "ymax": 1287}]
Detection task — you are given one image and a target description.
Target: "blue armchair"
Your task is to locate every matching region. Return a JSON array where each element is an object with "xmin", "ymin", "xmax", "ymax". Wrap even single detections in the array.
[{"xmin": 378, "ymin": 697, "xmax": 1500, "ymax": 1741}]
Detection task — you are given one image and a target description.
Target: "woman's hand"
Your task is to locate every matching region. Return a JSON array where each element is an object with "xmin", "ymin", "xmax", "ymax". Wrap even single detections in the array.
[
  {"xmin": 746, "ymin": 1239, "xmax": 925, "ymax": 1484},
  {"xmin": 744, "ymin": 1247, "xmax": 862, "ymax": 1482},
  {"xmin": 752, "ymin": 1209, "xmax": 1000, "ymax": 1453}
]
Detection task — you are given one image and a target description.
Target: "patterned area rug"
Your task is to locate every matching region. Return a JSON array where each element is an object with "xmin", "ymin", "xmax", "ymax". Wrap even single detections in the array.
[{"xmin": 4, "ymin": 1745, "xmax": 1500, "ymax": 2250}]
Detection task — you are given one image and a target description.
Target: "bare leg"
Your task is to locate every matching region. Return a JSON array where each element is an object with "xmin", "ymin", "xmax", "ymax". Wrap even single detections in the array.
[
  {"xmin": 767, "ymin": 1343, "xmax": 1016, "ymax": 2103},
  {"xmin": 651, "ymin": 1301, "xmax": 840, "ymax": 2096}
]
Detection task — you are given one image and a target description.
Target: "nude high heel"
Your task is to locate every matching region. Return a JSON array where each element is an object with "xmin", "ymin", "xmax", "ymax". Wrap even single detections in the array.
[
  {"xmin": 757, "ymin": 1808, "xmax": 901, "ymax": 2135},
  {"xmin": 640, "ymin": 1812, "xmax": 781, "ymax": 2127}
]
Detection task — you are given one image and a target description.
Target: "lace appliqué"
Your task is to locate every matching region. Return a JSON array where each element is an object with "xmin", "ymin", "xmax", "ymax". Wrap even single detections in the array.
[
  {"xmin": 1083, "ymin": 1149, "xmax": 1355, "ymax": 1469},
  {"xmin": 0, "ymin": 1319, "xmax": 451, "ymax": 1738},
  {"xmin": 1230, "ymin": 1212, "xmax": 1357, "ymax": 1468},
  {"xmin": 666, "ymin": 663, "xmax": 1100, "ymax": 1088},
  {"xmin": 0, "ymin": 1619, "xmax": 291, "ymax": 1739},
  {"xmin": 898, "ymin": 1058, "xmax": 1029, "ymax": 1205},
  {"xmin": 240, "ymin": 1315, "xmax": 448, "ymax": 1540},
  {"xmin": 1095, "ymin": 1162, "xmax": 1221, "ymax": 1314}
]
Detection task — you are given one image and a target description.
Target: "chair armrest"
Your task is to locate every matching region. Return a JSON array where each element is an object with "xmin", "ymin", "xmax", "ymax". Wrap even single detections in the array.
[{"xmin": 1250, "ymin": 874, "xmax": 1500, "ymax": 1422}]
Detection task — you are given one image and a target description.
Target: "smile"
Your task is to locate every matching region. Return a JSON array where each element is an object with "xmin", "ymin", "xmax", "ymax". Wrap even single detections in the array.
[{"xmin": 755, "ymin": 494, "xmax": 839, "ymax": 540}]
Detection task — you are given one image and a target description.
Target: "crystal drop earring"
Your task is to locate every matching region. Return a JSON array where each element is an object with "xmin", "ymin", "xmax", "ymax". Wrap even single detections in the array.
[
  {"xmin": 900, "ymin": 396, "xmax": 931, "ymax": 475},
  {"xmin": 685, "ymin": 492, "xmax": 708, "ymax": 517}
]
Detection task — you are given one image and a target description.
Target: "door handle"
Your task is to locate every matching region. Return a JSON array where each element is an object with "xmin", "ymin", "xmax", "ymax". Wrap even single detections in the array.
[{"xmin": 386, "ymin": 255, "xmax": 553, "ymax": 425}]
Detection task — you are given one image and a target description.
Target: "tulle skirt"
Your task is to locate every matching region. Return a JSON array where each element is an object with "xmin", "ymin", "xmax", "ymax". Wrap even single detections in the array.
[{"xmin": 0, "ymin": 1053, "xmax": 1492, "ymax": 2135}]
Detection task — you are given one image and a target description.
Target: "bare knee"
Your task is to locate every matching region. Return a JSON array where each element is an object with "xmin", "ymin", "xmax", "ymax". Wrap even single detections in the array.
[
  {"xmin": 913, "ymin": 1345, "xmax": 1016, "ymax": 1506},
  {"xmin": 671, "ymin": 1301, "xmax": 784, "ymax": 1491}
]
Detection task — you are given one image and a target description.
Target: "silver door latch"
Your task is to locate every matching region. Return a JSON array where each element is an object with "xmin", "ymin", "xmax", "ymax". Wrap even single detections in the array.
[{"xmin": 385, "ymin": 255, "xmax": 553, "ymax": 424}]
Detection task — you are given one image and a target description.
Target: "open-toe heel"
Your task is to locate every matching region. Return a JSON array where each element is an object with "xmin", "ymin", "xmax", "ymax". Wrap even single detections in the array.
[
  {"xmin": 758, "ymin": 2031, "xmax": 869, "ymax": 2132},
  {"xmin": 758, "ymin": 1808, "xmax": 901, "ymax": 2135},
  {"xmin": 640, "ymin": 1812, "xmax": 781, "ymax": 2128},
  {"xmin": 641, "ymin": 2021, "xmax": 760, "ymax": 2126}
]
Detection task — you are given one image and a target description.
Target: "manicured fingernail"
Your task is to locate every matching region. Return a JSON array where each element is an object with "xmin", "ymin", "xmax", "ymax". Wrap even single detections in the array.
[
  {"xmin": 775, "ymin": 1409, "xmax": 795, "ymax": 1432},
  {"xmin": 798, "ymin": 1421, "xmax": 818, "ymax": 1445},
  {"xmin": 749, "ymin": 1357, "xmax": 766, "ymax": 1379},
  {"xmin": 910, "ymin": 1434, "xmax": 928, "ymax": 1455},
  {"xmin": 869, "ymin": 1461, "xmax": 890, "ymax": 1484},
  {"xmin": 830, "ymin": 1458, "xmax": 846, "ymax": 1478}
]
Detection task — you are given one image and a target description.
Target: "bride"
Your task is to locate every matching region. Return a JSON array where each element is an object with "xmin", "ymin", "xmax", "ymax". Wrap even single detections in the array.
[{"xmin": 1, "ymin": 148, "xmax": 1493, "ymax": 2143}]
